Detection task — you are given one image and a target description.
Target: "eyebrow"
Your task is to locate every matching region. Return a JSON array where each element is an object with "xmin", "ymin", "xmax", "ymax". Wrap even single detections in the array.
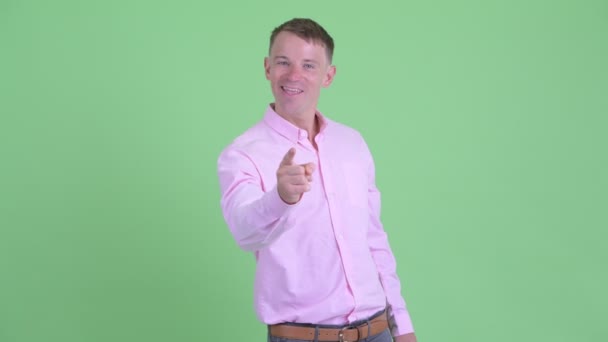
[{"xmin": 274, "ymin": 56, "xmax": 319, "ymax": 64}]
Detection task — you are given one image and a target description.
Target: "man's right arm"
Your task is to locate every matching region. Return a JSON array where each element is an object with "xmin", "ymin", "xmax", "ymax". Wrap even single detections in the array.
[
  {"xmin": 217, "ymin": 147, "xmax": 313, "ymax": 252},
  {"xmin": 217, "ymin": 147, "xmax": 294, "ymax": 251}
]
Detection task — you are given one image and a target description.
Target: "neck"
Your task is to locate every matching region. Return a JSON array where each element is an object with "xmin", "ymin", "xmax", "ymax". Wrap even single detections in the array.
[{"xmin": 274, "ymin": 104, "xmax": 320, "ymax": 142}]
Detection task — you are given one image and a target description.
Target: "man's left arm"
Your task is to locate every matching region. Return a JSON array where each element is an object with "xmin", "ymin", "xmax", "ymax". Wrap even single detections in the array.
[{"xmin": 362, "ymin": 138, "xmax": 417, "ymax": 342}]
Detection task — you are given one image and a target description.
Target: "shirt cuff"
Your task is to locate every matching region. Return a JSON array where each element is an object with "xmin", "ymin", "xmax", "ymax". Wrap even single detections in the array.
[{"xmin": 390, "ymin": 309, "xmax": 415, "ymax": 336}]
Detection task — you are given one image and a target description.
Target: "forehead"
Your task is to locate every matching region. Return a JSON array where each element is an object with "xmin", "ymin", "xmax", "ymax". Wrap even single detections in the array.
[{"xmin": 270, "ymin": 31, "xmax": 328, "ymax": 62}]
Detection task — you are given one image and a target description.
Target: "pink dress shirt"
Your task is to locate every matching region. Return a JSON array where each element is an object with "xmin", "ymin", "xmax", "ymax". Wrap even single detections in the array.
[{"xmin": 217, "ymin": 105, "xmax": 414, "ymax": 336}]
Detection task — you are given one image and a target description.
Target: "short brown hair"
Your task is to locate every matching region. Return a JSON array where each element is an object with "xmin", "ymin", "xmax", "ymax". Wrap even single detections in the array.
[{"xmin": 269, "ymin": 18, "xmax": 335, "ymax": 63}]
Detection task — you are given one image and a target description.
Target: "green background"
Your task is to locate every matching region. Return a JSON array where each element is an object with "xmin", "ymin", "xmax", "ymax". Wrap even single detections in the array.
[{"xmin": 1, "ymin": 0, "xmax": 607, "ymax": 341}]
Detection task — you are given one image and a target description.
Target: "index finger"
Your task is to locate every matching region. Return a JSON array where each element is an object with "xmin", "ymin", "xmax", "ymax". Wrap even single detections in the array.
[{"xmin": 280, "ymin": 148, "xmax": 296, "ymax": 167}]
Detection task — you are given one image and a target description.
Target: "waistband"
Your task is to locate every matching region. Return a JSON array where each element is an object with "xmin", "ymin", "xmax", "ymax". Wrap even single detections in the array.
[{"xmin": 269, "ymin": 310, "xmax": 389, "ymax": 342}]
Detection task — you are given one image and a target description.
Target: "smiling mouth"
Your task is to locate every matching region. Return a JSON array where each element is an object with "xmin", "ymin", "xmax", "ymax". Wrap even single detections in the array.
[{"xmin": 281, "ymin": 86, "xmax": 303, "ymax": 95}]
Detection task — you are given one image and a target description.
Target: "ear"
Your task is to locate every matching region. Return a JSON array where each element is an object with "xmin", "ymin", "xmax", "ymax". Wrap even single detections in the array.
[
  {"xmin": 264, "ymin": 57, "xmax": 271, "ymax": 80},
  {"xmin": 322, "ymin": 65, "xmax": 336, "ymax": 87}
]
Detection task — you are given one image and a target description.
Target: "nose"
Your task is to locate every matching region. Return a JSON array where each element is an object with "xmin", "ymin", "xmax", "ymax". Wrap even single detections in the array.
[{"xmin": 286, "ymin": 65, "xmax": 303, "ymax": 81}]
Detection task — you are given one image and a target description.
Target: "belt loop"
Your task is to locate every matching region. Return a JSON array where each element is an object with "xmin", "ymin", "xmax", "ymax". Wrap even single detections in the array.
[
  {"xmin": 313, "ymin": 326, "xmax": 319, "ymax": 342},
  {"xmin": 366, "ymin": 317, "xmax": 372, "ymax": 339}
]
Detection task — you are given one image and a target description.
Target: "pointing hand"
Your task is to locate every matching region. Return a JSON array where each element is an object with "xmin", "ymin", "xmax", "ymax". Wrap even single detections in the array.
[{"xmin": 276, "ymin": 148, "xmax": 315, "ymax": 204}]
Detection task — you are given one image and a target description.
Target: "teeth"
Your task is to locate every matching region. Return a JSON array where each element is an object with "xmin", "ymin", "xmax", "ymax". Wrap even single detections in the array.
[{"xmin": 282, "ymin": 86, "xmax": 303, "ymax": 93}]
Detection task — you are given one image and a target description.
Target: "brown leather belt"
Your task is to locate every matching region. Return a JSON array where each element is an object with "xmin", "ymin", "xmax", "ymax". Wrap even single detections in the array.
[{"xmin": 269, "ymin": 311, "xmax": 389, "ymax": 342}]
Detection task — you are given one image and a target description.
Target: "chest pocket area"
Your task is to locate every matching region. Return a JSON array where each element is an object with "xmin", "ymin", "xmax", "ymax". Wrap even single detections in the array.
[{"xmin": 343, "ymin": 162, "xmax": 368, "ymax": 208}]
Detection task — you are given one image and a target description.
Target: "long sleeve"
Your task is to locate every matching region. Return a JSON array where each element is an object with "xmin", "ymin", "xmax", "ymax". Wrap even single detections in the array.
[
  {"xmin": 218, "ymin": 147, "xmax": 296, "ymax": 251},
  {"xmin": 364, "ymin": 143, "xmax": 415, "ymax": 336}
]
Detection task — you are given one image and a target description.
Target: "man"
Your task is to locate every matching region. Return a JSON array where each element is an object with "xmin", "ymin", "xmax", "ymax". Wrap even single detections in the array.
[{"xmin": 217, "ymin": 18, "xmax": 417, "ymax": 342}]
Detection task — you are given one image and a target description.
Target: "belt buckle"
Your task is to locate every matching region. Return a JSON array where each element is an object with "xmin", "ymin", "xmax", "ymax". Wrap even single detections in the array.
[{"xmin": 338, "ymin": 325, "xmax": 358, "ymax": 342}]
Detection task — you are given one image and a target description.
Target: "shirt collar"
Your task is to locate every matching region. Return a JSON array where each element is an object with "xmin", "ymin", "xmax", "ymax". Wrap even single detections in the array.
[{"xmin": 263, "ymin": 104, "xmax": 329, "ymax": 143}]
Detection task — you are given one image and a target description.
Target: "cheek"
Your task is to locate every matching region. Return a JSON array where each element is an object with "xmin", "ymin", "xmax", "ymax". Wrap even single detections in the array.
[
  {"xmin": 268, "ymin": 74, "xmax": 281, "ymax": 86},
  {"xmin": 311, "ymin": 77, "xmax": 325, "ymax": 88},
  {"xmin": 270, "ymin": 71, "xmax": 286, "ymax": 83}
]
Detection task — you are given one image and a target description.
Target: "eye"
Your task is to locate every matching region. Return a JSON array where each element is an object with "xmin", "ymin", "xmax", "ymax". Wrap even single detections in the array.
[
  {"xmin": 277, "ymin": 60, "xmax": 289, "ymax": 66},
  {"xmin": 303, "ymin": 63, "xmax": 315, "ymax": 70}
]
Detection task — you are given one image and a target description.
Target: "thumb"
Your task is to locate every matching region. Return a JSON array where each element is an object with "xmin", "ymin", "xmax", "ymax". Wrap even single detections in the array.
[{"xmin": 303, "ymin": 162, "xmax": 316, "ymax": 175}]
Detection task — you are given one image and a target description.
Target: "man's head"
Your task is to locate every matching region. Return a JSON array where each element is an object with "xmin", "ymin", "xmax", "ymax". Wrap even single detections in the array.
[
  {"xmin": 265, "ymin": 18, "xmax": 336, "ymax": 121},
  {"xmin": 269, "ymin": 18, "xmax": 334, "ymax": 63}
]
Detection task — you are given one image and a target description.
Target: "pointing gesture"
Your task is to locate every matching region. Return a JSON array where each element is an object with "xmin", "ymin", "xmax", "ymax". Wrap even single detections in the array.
[{"xmin": 277, "ymin": 148, "xmax": 315, "ymax": 204}]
